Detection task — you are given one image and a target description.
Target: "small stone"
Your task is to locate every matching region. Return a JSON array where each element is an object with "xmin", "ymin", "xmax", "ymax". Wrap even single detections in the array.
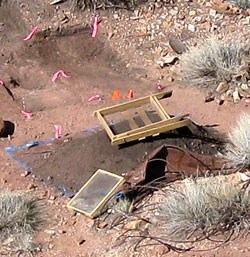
[
  {"xmin": 169, "ymin": 37, "xmax": 187, "ymax": 54},
  {"xmin": 241, "ymin": 84, "xmax": 248, "ymax": 90},
  {"xmin": 209, "ymin": 9, "xmax": 217, "ymax": 16},
  {"xmin": 241, "ymin": 17, "xmax": 250, "ymax": 25},
  {"xmin": 98, "ymin": 221, "xmax": 108, "ymax": 229},
  {"xmin": 166, "ymin": 76, "xmax": 174, "ymax": 83},
  {"xmin": 177, "ymin": 12, "xmax": 185, "ymax": 20},
  {"xmin": 233, "ymin": 89, "xmax": 240, "ymax": 102},
  {"xmin": 146, "ymin": 11, "xmax": 153, "ymax": 18},
  {"xmin": 238, "ymin": 88, "xmax": 250, "ymax": 98},
  {"xmin": 45, "ymin": 230, "xmax": 56, "ymax": 236},
  {"xmin": 155, "ymin": 2, "xmax": 162, "ymax": 8},
  {"xmin": 123, "ymin": 220, "xmax": 144, "ymax": 230},
  {"xmin": 194, "ymin": 16, "xmax": 202, "ymax": 22},
  {"xmin": 189, "ymin": 10, "xmax": 196, "ymax": 16},
  {"xmin": 113, "ymin": 13, "xmax": 119, "ymax": 19},
  {"xmin": 187, "ymin": 24, "xmax": 195, "ymax": 32},
  {"xmin": 156, "ymin": 55, "xmax": 178, "ymax": 67},
  {"xmin": 49, "ymin": 195, "xmax": 56, "ymax": 200},
  {"xmin": 48, "ymin": 243, "xmax": 54, "ymax": 250},
  {"xmin": 215, "ymin": 82, "xmax": 229, "ymax": 94},
  {"xmin": 47, "ymin": 176, "xmax": 53, "ymax": 181},
  {"xmin": 216, "ymin": 98, "xmax": 224, "ymax": 105},
  {"xmin": 21, "ymin": 170, "xmax": 30, "ymax": 177},
  {"xmin": 169, "ymin": 9, "xmax": 178, "ymax": 16}
]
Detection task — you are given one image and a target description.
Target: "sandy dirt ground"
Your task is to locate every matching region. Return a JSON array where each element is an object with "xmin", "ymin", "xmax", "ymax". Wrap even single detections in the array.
[{"xmin": 0, "ymin": 0, "xmax": 250, "ymax": 256}]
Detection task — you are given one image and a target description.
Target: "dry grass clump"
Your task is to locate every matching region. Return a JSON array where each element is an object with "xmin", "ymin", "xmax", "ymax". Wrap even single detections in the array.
[
  {"xmin": 180, "ymin": 37, "xmax": 246, "ymax": 89},
  {"xmin": 224, "ymin": 113, "xmax": 250, "ymax": 168},
  {"xmin": 70, "ymin": 0, "xmax": 147, "ymax": 11},
  {"xmin": 157, "ymin": 176, "xmax": 250, "ymax": 241},
  {"xmin": 227, "ymin": 0, "xmax": 250, "ymax": 9},
  {"xmin": 0, "ymin": 190, "xmax": 48, "ymax": 255}
]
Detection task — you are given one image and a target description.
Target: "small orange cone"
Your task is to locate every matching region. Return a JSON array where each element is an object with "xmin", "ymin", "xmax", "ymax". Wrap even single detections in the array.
[
  {"xmin": 112, "ymin": 90, "xmax": 121, "ymax": 100},
  {"xmin": 126, "ymin": 89, "xmax": 135, "ymax": 99}
]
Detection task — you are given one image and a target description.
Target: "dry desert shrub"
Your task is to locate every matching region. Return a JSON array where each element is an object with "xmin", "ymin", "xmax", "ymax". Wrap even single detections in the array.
[
  {"xmin": 180, "ymin": 37, "xmax": 247, "ymax": 89},
  {"xmin": 0, "ymin": 190, "xmax": 48, "ymax": 256},
  {"xmin": 157, "ymin": 176, "xmax": 250, "ymax": 241},
  {"xmin": 227, "ymin": 0, "xmax": 250, "ymax": 9},
  {"xmin": 224, "ymin": 113, "xmax": 250, "ymax": 168},
  {"xmin": 70, "ymin": 0, "xmax": 147, "ymax": 10}
]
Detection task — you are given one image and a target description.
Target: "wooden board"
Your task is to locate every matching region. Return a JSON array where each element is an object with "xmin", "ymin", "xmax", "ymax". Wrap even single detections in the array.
[
  {"xmin": 67, "ymin": 169, "xmax": 125, "ymax": 218},
  {"xmin": 94, "ymin": 90, "xmax": 190, "ymax": 145}
]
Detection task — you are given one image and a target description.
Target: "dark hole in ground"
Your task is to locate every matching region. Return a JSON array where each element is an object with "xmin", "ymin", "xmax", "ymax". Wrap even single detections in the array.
[
  {"xmin": 14, "ymin": 122, "xmax": 225, "ymax": 195},
  {"xmin": 1, "ymin": 120, "xmax": 15, "ymax": 137}
]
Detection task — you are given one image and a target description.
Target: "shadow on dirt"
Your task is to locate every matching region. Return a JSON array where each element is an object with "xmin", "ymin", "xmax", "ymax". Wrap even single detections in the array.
[{"xmin": 1, "ymin": 120, "xmax": 15, "ymax": 137}]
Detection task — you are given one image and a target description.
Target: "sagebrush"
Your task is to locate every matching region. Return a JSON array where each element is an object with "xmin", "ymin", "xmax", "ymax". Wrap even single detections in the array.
[
  {"xmin": 0, "ymin": 190, "xmax": 48, "ymax": 255},
  {"xmin": 71, "ymin": 0, "xmax": 147, "ymax": 10},
  {"xmin": 227, "ymin": 0, "xmax": 250, "ymax": 9},
  {"xmin": 180, "ymin": 37, "xmax": 247, "ymax": 89},
  {"xmin": 224, "ymin": 113, "xmax": 250, "ymax": 168},
  {"xmin": 157, "ymin": 176, "xmax": 250, "ymax": 241}
]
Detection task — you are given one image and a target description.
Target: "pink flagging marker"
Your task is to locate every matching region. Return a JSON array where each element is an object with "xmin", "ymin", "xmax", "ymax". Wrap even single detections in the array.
[
  {"xmin": 0, "ymin": 80, "xmax": 4, "ymax": 85},
  {"xmin": 23, "ymin": 26, "xmax": 39, "ymax": 41},
  {"xmin": 52, "ymin": 70, "xmax": 70, "ymax": 82},
  {"xmin": 21, "ymin": 110, "xmax": 33, "ymax": 119},
  {"xmin": 88, "ymin": 94, "xmax": 102, "ymax": 102},
  {"xmin": 245, "ymin": 98, "xmax": 250, "ymax": 103},
  {"xmin": 91, "ymin": 16, "xmax": 99, "ymax": 38},
  {"xmin": 156, "ymin": 82, "xmax": 165, "ymax": 91},
  {"xmin": 54, "ymin": 125, "xmax": 62, "ymax": 139}
]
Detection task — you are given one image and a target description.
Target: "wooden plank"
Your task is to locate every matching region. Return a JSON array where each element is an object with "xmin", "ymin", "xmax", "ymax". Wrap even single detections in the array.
[
  {"xmin": 95, "ymin": 111, "xmax": 114, "ymax": 140},
  {"xmin": 114, "ymin": 114, "xmax": 189, "ymax": 138},
  {"xmin": 93, "ymin": 90, "xmax": 173, "ymax": 116},
  {"xmin": 151, "ymin": 96, "xmax": 170, "ymax": 120},
  {"xmin": 122, "ymin": 110, "xmax": 138, "ymax": 130},
  {"xmin": 137, "ymin": 106, "xmax": 152, "ymax": 125},
  {"xmin": 112, "ymin": 119, "xmax": 190, "ymax": 145}
]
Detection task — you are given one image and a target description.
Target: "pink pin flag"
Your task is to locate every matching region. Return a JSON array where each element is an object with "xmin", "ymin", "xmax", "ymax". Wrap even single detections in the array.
[
  {"xmin": 52, "ymin": 70, "xmax": 70, "ymax": 82},
  {"xmin": 91, "ymin": 16, "xmax": 99, "ymax": 38},
  {"xmin": 21, "ymin": 110, "xmax": 33, "ymax": 119},
  {"xmin": 245, "ymin": 98, "xmax": 250, "ymax": 103},
  {"xmin": 156, "ymin": 82, "xmax": 165, "ymax": 91},
  {"xmin": 0, "ymin": 80, "xmax": 4, "ymax": 85},
  {"xmin": 23, "ymin": 26, "xmax": 39, "ymax": 41},
  {"xmin": 54, "ymin": 124, "xmax": 62, "ymax": 139},
  {"xmin": 88, "ymin": 94, "xmax": 102, "ymax": 102}
]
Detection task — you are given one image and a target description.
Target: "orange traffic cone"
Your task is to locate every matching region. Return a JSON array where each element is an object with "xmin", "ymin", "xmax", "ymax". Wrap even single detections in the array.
[
  {"xmin": 126, "ymin": 89, "xmax": 135, "ymax": 99},
  {"xmin": 112, "ymin": 90, "xmax": 121, "ymax": 100}
]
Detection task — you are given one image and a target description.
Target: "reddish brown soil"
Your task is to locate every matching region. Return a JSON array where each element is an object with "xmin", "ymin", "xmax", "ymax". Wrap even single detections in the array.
[{"xmin": 0, "ymin": 1, "xmax": 250, "ymax": 257}]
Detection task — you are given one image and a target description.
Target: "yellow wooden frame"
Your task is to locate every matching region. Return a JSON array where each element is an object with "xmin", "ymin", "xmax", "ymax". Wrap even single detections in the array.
[
  {"xmin": 94, "ymin": 91, "xmax": 190, "ymax": 145},
  {"xmin": 67, "ymin": 169, "xmax": 125, "ymax": 218}
]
